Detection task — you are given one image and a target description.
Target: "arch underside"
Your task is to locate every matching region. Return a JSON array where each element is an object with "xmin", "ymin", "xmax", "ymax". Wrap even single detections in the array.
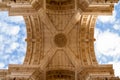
[
  {"xmin": 24, "ymin": 10, "xmax": 113, "ymax": 80},
  {"xmin": 24, "ymin": 9, "xmax": 98, "ymax": 68},
  {"xmin": 0, "ymin": 0, "xmax": 119, "ymax": 80}
]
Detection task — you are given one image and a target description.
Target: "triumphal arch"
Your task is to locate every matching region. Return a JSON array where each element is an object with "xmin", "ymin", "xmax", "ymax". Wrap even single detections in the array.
[{"xmin": 0, "ymin": 0, "xmax": 120, "ymax": 80}]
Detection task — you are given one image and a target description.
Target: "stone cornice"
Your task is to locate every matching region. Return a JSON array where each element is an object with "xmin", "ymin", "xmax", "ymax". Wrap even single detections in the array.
[{"xmin": 0, "ymin": 0, "xmax": 118, "ymax": 15}]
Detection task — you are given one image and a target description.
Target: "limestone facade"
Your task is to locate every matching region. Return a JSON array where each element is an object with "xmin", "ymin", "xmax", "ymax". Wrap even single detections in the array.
[{"xmin": 0, "ymin": 0, "xmax": 120, "ymax": 80}]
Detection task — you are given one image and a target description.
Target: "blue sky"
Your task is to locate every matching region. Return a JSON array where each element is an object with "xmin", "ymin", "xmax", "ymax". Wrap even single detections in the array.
[
  {"xmin": 95, "ymin": 1, "xmax": 120, "ymax": 77},
  {"xmin": 0, "ymin": 1, "xmax": 120, "ymax": 77},
  {"xmin": 0, "ymin": 11, "xmax": 26, "ymax": 69}
]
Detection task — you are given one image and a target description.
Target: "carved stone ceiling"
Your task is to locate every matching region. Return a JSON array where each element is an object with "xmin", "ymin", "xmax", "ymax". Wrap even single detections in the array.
[
  {"xmin": 46, "ymin": 0, "xmax": 70, "ymax": 2},
  {"xmin": 46, "ymin": 0, "xmax": 73, "ymax": 5}
]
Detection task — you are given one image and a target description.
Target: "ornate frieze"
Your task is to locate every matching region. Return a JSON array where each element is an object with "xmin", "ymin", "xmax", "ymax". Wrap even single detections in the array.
[{"xmin": 0, "ymin": 0, "xmax": 119, "ymax": 80}]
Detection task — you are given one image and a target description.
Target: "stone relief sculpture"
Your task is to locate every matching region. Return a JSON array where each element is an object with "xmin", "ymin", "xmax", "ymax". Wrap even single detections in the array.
[{"xmin": 0, "ymin": 0, "xmax": 119, "ymax": 80}]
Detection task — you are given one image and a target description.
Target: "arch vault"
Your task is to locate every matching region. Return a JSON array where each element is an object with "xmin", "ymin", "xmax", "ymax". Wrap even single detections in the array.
[{"xmin": 0, "ymin": 0, "xmax": 119, "ymax": 80}]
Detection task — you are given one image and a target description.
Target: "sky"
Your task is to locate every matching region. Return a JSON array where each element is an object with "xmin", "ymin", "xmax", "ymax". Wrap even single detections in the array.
[
  {"xmin": 0, "ymin": 11, "xmax": 26, "ymax": 69},
  {"xmin": 0, "ymin": 1, "xmax": 120, "ymax": 78},
  {"xmin": 95, "ymin": 1, "xmax": 120, "ymax": 77}
]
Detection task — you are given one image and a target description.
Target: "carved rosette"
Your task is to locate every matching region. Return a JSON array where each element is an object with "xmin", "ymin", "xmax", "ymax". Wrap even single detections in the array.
[{"xmin": 54, "ymin": 33, "xmax": 67, "ymax": 47}]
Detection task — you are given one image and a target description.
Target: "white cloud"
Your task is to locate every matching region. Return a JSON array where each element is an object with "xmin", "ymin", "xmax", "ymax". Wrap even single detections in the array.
[
  {"xmin": 95, "ymin": 29, "xmax": 120, "ymax": 56},
  {"xmin": 113, "ymin": 62, "xmax": 120, "ymax": 77},
  {"xmin": 10, "ymin": 42, "xmax": 19, "ymax": 50},
  {"xmin": 108, "ymin": 61, "xmax": 120, "ymax": 77},
  {"xmin": 97, "ymin": 11, "xmax": 116, "ymax": 23},
  {"xmin": 0, "ymin": 23, "xmax": 20, "ymax": 36},
  {"xmin": 9, "ymin": 26, "xmax": 20, "ymax": 35},
  {"xmin": 0, "ymin": 63, "xmax": 5, "ymax": 68},
  {"xmin": 113, "ymin": 24, "xmax": 120, "ymax": 30},
  {"xmin": 0, "ymin": 12, "xmax": 26, "ymax": 69},
  {"xmin": 8, "ymin": 54, "xmax": 25, "ymax": 64},
  {"xmin": 95, "ymin": 3, "xmax": 120, "ymax": 77},
  {"xmin": 95, "ymin": 28, "xmax": 120, "ymax": 77},
  {"xmin": 8, "ymin": 16, "xmax": 24, "ymax": 23}
]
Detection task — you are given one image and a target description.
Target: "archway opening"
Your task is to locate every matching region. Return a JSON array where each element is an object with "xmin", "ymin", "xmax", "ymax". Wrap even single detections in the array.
[
  {"xmin": 0, "ymin": 11, "xmax": 26, "ymax": 69},
  {"xmin": 95, "ymin": 1, "xmax": 120, "ymax": 77}
]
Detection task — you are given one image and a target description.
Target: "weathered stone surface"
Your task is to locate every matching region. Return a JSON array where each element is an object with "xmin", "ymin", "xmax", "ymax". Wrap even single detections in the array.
[{"xmin": 0, "ymin": 0, "xmax": 119, "ymax": 80}]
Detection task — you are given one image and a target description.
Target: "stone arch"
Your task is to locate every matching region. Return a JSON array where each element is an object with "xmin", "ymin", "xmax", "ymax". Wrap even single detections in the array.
[
  {"xmin": 23, "ymin": 15, "xmax": 44, "ymax": 65},
  {"xmin": 23, "ymin": 11, "xmax": 98, "ymax": 67},
  {"xmin": 0, "ymin": 0, "xmax": 119, "ymax": 80}
]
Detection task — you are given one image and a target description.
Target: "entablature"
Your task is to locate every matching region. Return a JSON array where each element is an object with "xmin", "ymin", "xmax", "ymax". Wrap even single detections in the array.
[
  {"xmin": 78, "ymin": 0, "xmax": 118, "ymax": 15},
  {"xmin": 6, "ymin": 64, "xmax": 39, "ymax": 79},
  {"xmin": 78, "ymin": 65, "xmax": 115, "ymax": 80},
  {"xmin": 0, "ymin": 0, "xmax": 118, "ymax": 15}
]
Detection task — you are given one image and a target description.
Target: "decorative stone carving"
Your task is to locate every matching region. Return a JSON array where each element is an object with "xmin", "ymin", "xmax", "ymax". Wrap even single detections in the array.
[
  {"xmin": 46, "ymin": 70, "xmax": 75, "ymax": 80},
  {"xmin": 54, "ymin": 33, "xmax": 67, "ymax": 47},
  {"xmin": 0, "ymin": 0, "xmax": 119, "ymax": 80},
  {"xmin": 46, "ymin": 0, "xmax": 75, "ymax": 10}
]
